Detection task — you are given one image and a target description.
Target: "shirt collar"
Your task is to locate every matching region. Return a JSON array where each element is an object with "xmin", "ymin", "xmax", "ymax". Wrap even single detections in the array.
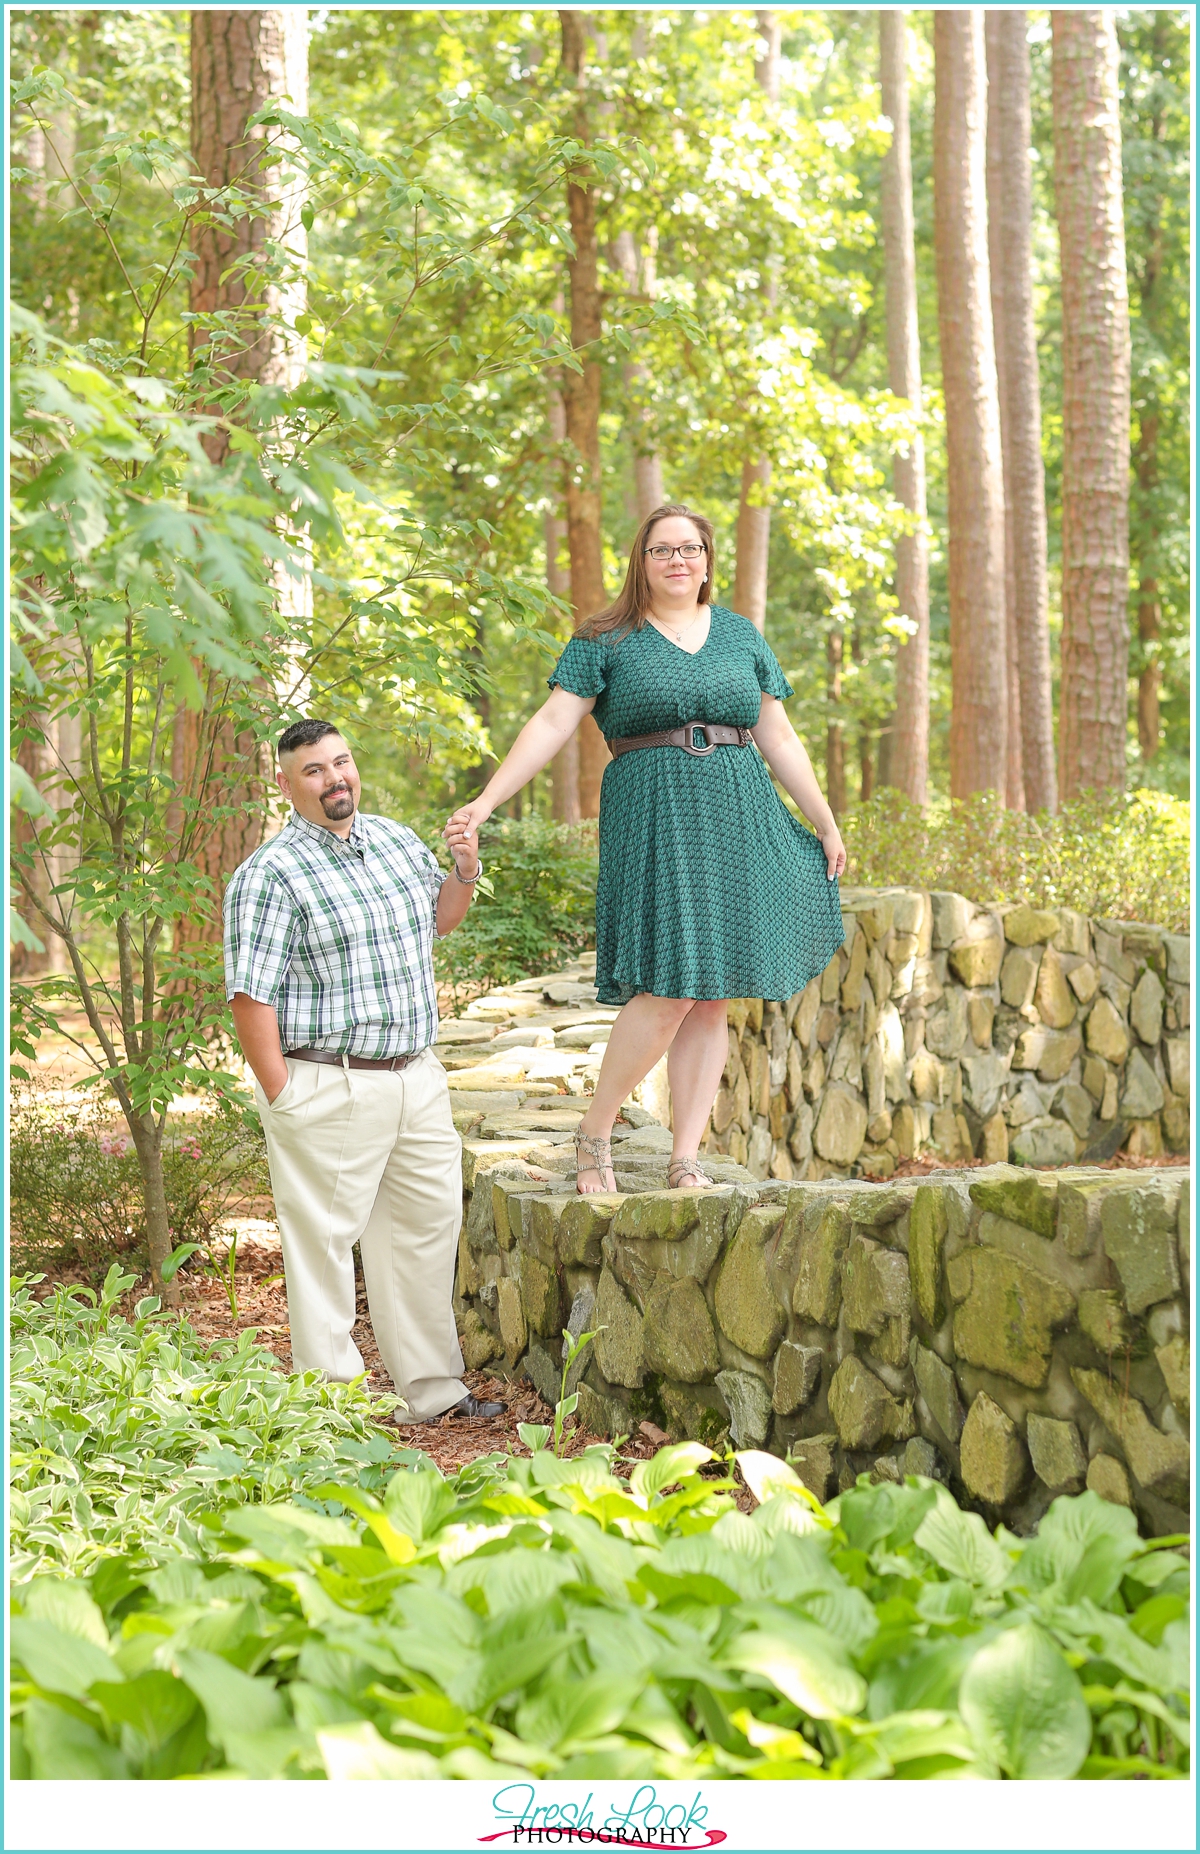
[{"xmin": 288, "ymin": 808, "xmax": 369, "ymax": 853}]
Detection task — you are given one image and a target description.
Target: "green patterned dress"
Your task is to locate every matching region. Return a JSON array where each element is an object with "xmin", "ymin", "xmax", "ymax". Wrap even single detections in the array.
[{"xmin": 549, "ymin": 603, "xmax": 844, "ymax": 1006}]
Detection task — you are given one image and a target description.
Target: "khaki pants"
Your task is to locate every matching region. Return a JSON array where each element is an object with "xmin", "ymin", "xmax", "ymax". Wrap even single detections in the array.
[{"xmin": 255, "ymin": 1048, "xmax": 466, "ymax": 1421}]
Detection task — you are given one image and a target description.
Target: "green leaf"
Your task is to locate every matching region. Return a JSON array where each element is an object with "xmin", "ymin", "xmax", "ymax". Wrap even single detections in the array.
[
  {"xmin": 914, "ymin": 1489, "xmax": 1010, "ymax": 1590},
  {"xmin": 160, "ymin": 1242, "xmax": 203, "ymax": 1283},
  {"xmin": 174, "ymin": 1647, "xmax": 287, "ymax": 1756},
  {"xmin": 10, "ymin": 1615, "xmax": 121, "ymax": 1699},
  {"xmin": 318, "ymin": 1720, "xmax": 440, "ymax": 1778},
  {"xmin": 629, "ymin": 1441, "xmax": 713, "ymax": 1497},
  {"xmin": 383, "ymin": 1465, "xmax": 458, "ymax": 1542},
  {"xmin": 21, "ymin": 1576, "xmax": 110, "ymax": 1648},
  {"xmin": 22, "ymin": 1695, "xmax": 129, "ymax": 1779},
  {"xmin": 721, "ymin": 1616, "xmax": 867, "ymax": 1719},
  {"xmin": 959, "ymin": 1624, "xmax": 1091, "ymax": 1779},
  {"xmin": 90, "ymin": 1670, "xmax": 198, "ymax": 1750}
]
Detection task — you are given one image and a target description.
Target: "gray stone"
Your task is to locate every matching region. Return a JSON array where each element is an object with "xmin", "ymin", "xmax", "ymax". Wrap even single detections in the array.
[
  {"xmin": 772, "ymin": 1341, "xmax": 823, "ymax": 1415},
  {"xmin": 931, "ymin": 892, "xmax": 972, "ymax": 950},
  {"xmin": 523, "ymin": 1341, "xmax": 562, "ymax": 1409},
  {"xmin": 1100, "ymin": 1184, "xmax": 1181, "ymax": 1315},
  {"xmin": 1000, "ymin": 945, "xmax": 1041, "ymax": 1009},
  {"xmin": 611, "ymin": 1192, "xmax": 705, "ymax": 1242},
  {"xmin": 574, "ymin": 1383, "xmax": 631, "ymax": 1442},
  {"xmin": 960, "ymin": 1393, "xmax": 1028, "ymax": 1506},
  {"xmin": 642, "ymin": 1273, "xmax": 719, "ymax": 1384},
  {"xmin": 903, "ymin": 1437, "xmax": 947, "ymax": 1483},
  {"xmin": 1163, "ymin": 932, "xmax": 1191, "ymax": 985},
  {"xmin": 912, "ymin": 1338, "xmax": 964, "ymax": 1444},
  {"xmin": 1034, "ymin": 946, "xmax": 1077, "ymax": 1030},
  {"xmin": 828, "ymin": 1356, "xmax": 913, "ymax": 1451},
  {"xmin": 813, "ymin": 1083, "xmax": 868, "ymax": 1167},
  {"xmin": 1054, "ymin": 1082, "xmax": 1094, "ymax": 1141},
  {"xmin": 1164, "ymin": 1034, "xmax": 1191, "ymax": 1102},
  {"xmin": 1120, "ymin": 1048, "xmax": 1165, "ymax": 1120},
  {"xmin": 1087, "ymin": 1454, "xmax": 1133, "ymax": 1509},
  {"xmin": 841, "ymin": 1234, "xmax": 911, "ymax": 1367},
  {"xmin": 658, "ymin": 1379, "xmax": 730, "ymax": 1448},
  {"xmin": 564, "ymin": 1285, "xmax": 597, "ymax": 1391},
  {"xmin": 519, "ymin": 1252, "xmax": 561, "ymax": 1337},
  {"xmin": 556, "ymin": 1193, "xmax": 621, "ymax": 1267},
  {"xmin": 1072, "ymin": 1368, "xmax": 1190, "ymax": 1504},
  {"xmin": 1010, "ymin": 1118, "xmax": 1078, "ymax": 1167},
  {"xmin": 925, "ymin": 989, "xmax": 969, "ymax": 1059},
  {"xmin": 1155, "ymin": 1335, "xmax": 1190, "ymax": 1417},
  {"xmin": 871, "ymin": 1455, "xmax": 904, "ymax": 1484},
  {"xmin": 458, "ymin": 1309, "xmax": 500, "ymax": 1372},
  {"xmin": 947, "ymin": 1247, "xmax": 1074, "ymax": 1389},
  {"xmin": 907, "ymin": 1189, "xmax": 949, "ymax": 1329},
  {"xmin": 962, "ymin": 1052, "xmax": 1011, "ymax": 1120},
  {"xmin": 715, "ymin": 1370, "xmax": 773, "ymax": 1449},
  {"xmin": 1055, "ymin": 909, "xmax": 1092, "ymax": 957},
  {"xmin": 1085, "ymin": 996, "xmax": 1130, "ymax": 1066},
  {"xmin": 713, "ymin": 1206, "xmax": 787, "ymax": 1358},
  {"xmin": 1058, "ymin": 1177, "xmax": 1124, "ymax": 1256},
  {"xmin": 949, "ymin": 930, "xmax": 1004, "ymax": 989},
  {"xmin": 497, "ymin": 1275, "xmax": 527, "ymax": 1364},
  {"xmin": 1027, "ymin": 1414, "xmax": 1087, "ymax": 1492},
  {"xmin": 593, "ymin": 1267, "xmax": 644, "ymax": 1388},
  {"xmin": 1131, "ymin": 968, "xmax": 1166, "ymax": 1047},
  {"xmin": 787, "ymin": 1434, "xmax": 839, "ymax": 1502},
  {"xmin": 1069, "ymin": 963, "xmax": 1100, "ymax": 1004}
]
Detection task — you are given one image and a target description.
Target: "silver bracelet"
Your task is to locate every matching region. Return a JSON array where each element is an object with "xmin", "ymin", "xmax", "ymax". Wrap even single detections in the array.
[{"xmin": 452, "ymin": 858, "xmax": 484, "ymax": 886}]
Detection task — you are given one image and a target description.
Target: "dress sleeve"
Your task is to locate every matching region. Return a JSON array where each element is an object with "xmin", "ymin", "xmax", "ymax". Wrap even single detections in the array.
[
  {"xmin": 548, "ymin": 634, "xmax": 607, "ymax": 699},
  {"xmin": 755, "ymin": 632, "xmax": 794, "ymax": 701},
  {"xmin": 223, "ymin": 859, "xmax": 297, "ymax": 1004}
]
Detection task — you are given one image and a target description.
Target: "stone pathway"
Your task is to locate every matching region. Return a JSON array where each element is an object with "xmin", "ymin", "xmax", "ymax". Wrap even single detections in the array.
[{"xmin": 435, "ymin": 955, "xmax": 759, "ymax": 1194}]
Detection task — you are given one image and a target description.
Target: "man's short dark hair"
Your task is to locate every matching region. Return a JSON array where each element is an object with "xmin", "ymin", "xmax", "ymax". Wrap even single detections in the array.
[{"xmin": 278, "ymin": 719, "xmax": 343, "ymax": 759}]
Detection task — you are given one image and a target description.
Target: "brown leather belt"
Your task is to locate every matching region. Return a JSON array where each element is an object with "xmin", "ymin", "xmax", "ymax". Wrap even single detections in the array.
[
  {"xmin": 608, "ymin": 722, "xmax": 753, "ymax": 759},
  {"xmin": 285, "ymin": 1046, "xmax": 424, "ymax": 1072}
]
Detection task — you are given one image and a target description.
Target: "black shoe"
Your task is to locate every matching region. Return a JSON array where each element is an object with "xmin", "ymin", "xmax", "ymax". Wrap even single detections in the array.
[{"xmin": 430, "ymin": 1393, "xmax": 505, "ymax": 1422}]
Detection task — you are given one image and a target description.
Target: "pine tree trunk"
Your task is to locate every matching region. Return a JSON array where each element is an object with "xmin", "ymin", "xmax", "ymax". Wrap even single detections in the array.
[
  {"xmin": 1131, "ymin": 15, "xmax": 1170, "ymax": 769},
  {"xmin": 933, "ymin": 10, "xmax": 1008, "ymax": 799},
  {"xmin": 986, "ymin": 9, "xmax": 1057, "ymax": 814},
  {"xmin": 546, "ymin": 377, "xmax": 581, "ymax": 822},
  {"xmin": 733, "ymin": 20, "xmax": 780, "ymax": 634},
  {"xmin": 1052, "ymin": 9, "xmax": 1131, "ymax": 800},
  {"xmin": 610, "ymin": 230, "xmax": 664, "ymax": 521},
  {"xmin": 878, "ymin": 10, "xmax": 930, "ymax": 806},
  {"xmin": 560, "ymin": 10, "xmax": 611, "ymax": 820},
  {"xmin": 825, "ymin": 630, "xmax": 846, "ymax": 815}
]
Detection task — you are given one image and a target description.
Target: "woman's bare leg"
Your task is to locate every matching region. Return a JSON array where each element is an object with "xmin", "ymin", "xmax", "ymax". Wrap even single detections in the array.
[
  {"xmin": 576, "ymin": 994, "xmax": 693, "ymax": 1191},
  {"xmin": 666, "ymin": 1000, "xmax": 730, "ymax": 1185}
]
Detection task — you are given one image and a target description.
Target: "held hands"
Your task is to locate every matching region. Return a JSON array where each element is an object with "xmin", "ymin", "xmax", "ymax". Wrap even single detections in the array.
[
  {"xmin": 443, "ymin": 803, "xmax": 486, "ymax": 875},
  {"xmin": 821, "ymin": 826, "xmax": 847, "ymax": 881}
]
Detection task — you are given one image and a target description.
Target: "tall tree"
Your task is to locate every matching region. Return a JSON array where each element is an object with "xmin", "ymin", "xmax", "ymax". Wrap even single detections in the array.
[
  {"xmin": 180, "ymin": 10, "xmax": 310, "ymax": 940},
  {"xmin": 610, "ymin": 228, "xmax": 665, "ymax": 520},
  {"xmin": 878, "ymin": 10, "xmax": 929, "ymax": 807},
  {"xmin": 986, "ymin": 9, "xmax": 1057, "ymax": 815},
  {"xmin": 1052, "ymin": 11, "xmax": 1131, "ymax": 800},
  {"xmin": 546, "ymin": 375, "xmax": 581, "ymax": 822},
  {"xmin": 933, "ymin": 10, "xmax": 1008, "ymax": 799},
  {"xmin": 731, "ymin": 10, "xmax": 780, "ymax": 633},
  {"xmin": 559, "ymin": 10, "xmax": 610, "ymax": 818}
]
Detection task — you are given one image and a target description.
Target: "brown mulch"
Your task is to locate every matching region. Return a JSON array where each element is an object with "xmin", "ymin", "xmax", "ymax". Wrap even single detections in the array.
[{"xmin": 888, "ymin": 1149, "xmax": 1188, "ymax": 1181}]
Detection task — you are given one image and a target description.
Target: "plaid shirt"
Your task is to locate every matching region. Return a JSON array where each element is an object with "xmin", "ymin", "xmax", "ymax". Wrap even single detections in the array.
[{"xmin": 223, "ymin": 810, "xmax": 444, "ymax": 1059}]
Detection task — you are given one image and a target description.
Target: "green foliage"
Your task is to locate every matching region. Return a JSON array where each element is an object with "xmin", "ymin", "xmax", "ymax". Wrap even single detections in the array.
[
  {"xmin": 426, "ymin": 815, "xmax": 599, "ymax": 1005},
  {"xmin": 8, "ymin": 1090, "xmax": 271, "ymax": 1275},
  {"xmin": 8, "ymin": 1287, "xmax": 1189, "ymax": 1781},
  {"xmin": 841, "ymin": 787, "xmax": 1191, "ymax": 933},
  {"xmin": 8, "ymin": 1268, "xmax": 410, "ymax": 1588}
]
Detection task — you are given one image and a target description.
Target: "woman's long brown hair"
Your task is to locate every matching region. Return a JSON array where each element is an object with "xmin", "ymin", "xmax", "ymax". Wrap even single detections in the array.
[{"xmin": 574, "ymin": 504, "xmax": 716, "ymax": 639}]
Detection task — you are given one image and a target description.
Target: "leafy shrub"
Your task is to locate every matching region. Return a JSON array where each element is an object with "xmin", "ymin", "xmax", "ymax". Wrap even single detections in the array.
[
  {"xmin": 8, "ymin": 1089, "xmax": 271, "ymax": 1274},
  {"xmin": 423, "ymin": 814, "xmax": 599, "ymax": 1006},
  {"xmin": 841, "ymin": 787, "xmax": 1190, "ymax": 932},
  {"xmin": 8, "ymin": 1283, "xmax": 1189, "ymax": 1782},
  {"xmin": 8, "ymin": 1269, "xmax": 412, "ymax": 1586}
]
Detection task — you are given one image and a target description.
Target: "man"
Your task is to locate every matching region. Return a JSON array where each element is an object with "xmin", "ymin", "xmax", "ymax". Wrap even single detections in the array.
[{"xmin": 223, "ymin": 718, "xmax": 503, "ymax": 1423}]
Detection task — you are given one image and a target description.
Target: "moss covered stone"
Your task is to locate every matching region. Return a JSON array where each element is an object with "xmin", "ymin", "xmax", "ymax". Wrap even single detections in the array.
[
  {"xmin": 497, "ymin": 1275, "xmax": 527, "ymax": 1364},
  {"xmin": 659, "ymin": 1378, "xmax": 730, "ymax": 1447},
  {"xmin": 714, "ymin": 1207, "xmax": 787, "ymax": 1358},
  {"xmin": 1100, "ymin": 1183, "xmax": 1181, "ymax": 1314},
  {"xmin": 1027, "ymin": 1414, "xmax": 1086, "ymax": 1492},
  {"xmin": 792, "ymin": 1201, "xmax": 853, "ymax": 1327},
  {"xmin": 911, "ymin": 1338, "xmax": 964, "ymax": 1444},
  {"xmin": 909, "ymin": 1186, "xmax": 950, "ymax": 1325},
  {"xmin": 519, "ymin": 1253, "xmax": 562, "ymax": 1337},
  {"xmin": 969, "ymin": 1169, "xmax": 1058, "ymax": 1240},
  {"xmin": 947, "ymin": 1248, "xmax": 1074, "ymax": 1388},
  {"xmin": 828, "ymin": 1356, "xmax": 913, "ymax": 1450},
  {"xmin": 959, "ymin": 1393, "xmax": 1027, "ymax": 1505},
  {"xmin": 458, "ymin": 1309, "xmax": 500, "ymax": 1372},
  {"xmin": 841, "ymin": 1234, "xmax": 911, "ymax": 1367},
  {"xmin": 786, "ymin": 1434, "xmax": 839, "ymax": 1501},
  {"xmin": 1071, "ymin": 1367, "xmax": 1190, "ymax": 1504},
  {"xmin": 593, "ymin": 1267, "xmax": 645, "ymax": 1389},
  {"xmin": 611, "ymin": 1191, "xmax": 705, "ymax": 1242},
  {"xmin": 1003, "ymin": 903, "xmax": 1061, "ymax": 947},
  {"xmin": 715, "ymin": 1369, "xmax": 772, "ymax": 1448},
  {"xmin": 556, "ymin": 1193, "xmax": 621, "ymax": 1267},
  {"xmin": 1078, "ymin": 1288, "xmax": 1132, "ymax": 1355},
  {"xmin": 772, "ymin": 1341, "xmax": 822, "ymax": 1414},
  {"xmin": 642, "ymin": 1274, "xmax": 719, "ymax": 1383}
]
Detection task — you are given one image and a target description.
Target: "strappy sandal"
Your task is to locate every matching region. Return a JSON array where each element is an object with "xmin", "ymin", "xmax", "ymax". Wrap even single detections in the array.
[
  {"xmin": 574, "ymin": 1129, "xmax": 616, "ymax": 1194},
  {"xmin": 667, "ymin": 1155, "xmax": 715, "ymax": 1189}
]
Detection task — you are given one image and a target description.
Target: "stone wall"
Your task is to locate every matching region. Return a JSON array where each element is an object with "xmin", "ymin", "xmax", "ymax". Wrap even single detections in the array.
[
  {"xmin": 700, "ymin": 889, "xmax": 1191, "ymax": 1180},
  {"xmin": 455, "ymin": 1161, "xmax": 1191, "ymax": 1537}
]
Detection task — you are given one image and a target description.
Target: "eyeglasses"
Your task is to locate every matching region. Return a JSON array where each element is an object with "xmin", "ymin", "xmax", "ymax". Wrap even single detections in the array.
[{"xmin": 644, "ymin": 542, "xmax": 707, "ymax": 561}]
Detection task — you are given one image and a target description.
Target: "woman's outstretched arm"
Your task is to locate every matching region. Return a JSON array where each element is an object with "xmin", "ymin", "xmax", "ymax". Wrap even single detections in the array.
[
  {"xmin": 444, "ymin": 687, "xmax": 595, "ymax": 850},
  {"xmin": 751, "ymin": 694, "xmax": 847, "ymax": 879}
]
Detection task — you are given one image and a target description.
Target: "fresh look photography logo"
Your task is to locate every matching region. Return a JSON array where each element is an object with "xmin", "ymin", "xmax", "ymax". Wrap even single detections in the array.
[{"xmin": 478, "ymin": 1785, "xmax": 728, "ymax": 1848}]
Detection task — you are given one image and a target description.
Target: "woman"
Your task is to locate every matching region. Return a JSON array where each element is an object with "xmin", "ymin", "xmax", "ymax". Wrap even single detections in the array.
[{"xmin": 444, "ymin": 503, "xmax": 847, "ymax": 1194}]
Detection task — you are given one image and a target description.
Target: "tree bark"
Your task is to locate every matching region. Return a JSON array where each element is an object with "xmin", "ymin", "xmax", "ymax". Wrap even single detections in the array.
[
  {"xmin": 610, "ymin": 228, "xmax": 665, "ymax": 521},
  {"xmin": 1130, "ymin": 13, "xmax": 1171, "ymax": 768},
  {"xmin": 825, "ymin": 630, "xmax": 846, "ymax": 815},
  {"xmin": 189, "ymin": 9, "xmax": 308, "ymax": 455},
  {"xmin": 933, "ymin": 10, "xmax": 1008, "ymax": 799},
  {"xmin": 985, "ymin": 10, "xmax": 1057, "ymax": 814},
  {"xmin": 878, "ymin": 11, "xmax": 930, "ymax": 806},
  {"xmin": 733, "ymin": 19, "xmax": 780, "ymax": 634},
  {"xmin": 1052, "ymin": 10, "xmax": 1131, "ymax": 800},
  {"xmin": 546, "ymin": 376, "xmax": 581, "ymax": 822},
  {"xmin": 560, "ymin": 10, "xmax": 611, "ymax": 819}
]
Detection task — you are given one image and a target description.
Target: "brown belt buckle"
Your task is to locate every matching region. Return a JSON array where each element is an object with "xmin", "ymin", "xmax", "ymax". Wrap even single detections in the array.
[{"xmin": 681, "ymin": 722, "xmax": 718, "ymax": 757}]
